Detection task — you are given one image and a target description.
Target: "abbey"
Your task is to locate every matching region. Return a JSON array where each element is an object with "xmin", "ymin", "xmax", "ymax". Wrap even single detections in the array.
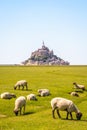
[{"xmin": 21, "ymin": 42, "xmax": 69, "ymax": 65}]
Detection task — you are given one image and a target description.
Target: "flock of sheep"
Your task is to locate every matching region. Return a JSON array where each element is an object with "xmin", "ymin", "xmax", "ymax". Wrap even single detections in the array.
[{"xmin": 0, "ymin": 79, "xmax": 85, "ymax": 120}]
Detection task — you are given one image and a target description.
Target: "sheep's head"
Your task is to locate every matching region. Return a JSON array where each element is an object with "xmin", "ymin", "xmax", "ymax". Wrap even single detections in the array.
[
  {"xmin": 76, "ymin": 112, "xmax": 82, "ymax": 120},
  {"xmin": 73, "ymin": 82, "xmax": 77, "ymax": 85},
  {"xmin": 14, "ymin": 109, "xmax": 19, "ymax": 116},
  {"xmin": 38, "ymin": 89, "xmax": 42, "ymax": 93},
  {"xmin": 14, "ymin": 86, "xmax": 16, "ymax": 90},
  {"xmin": 35, "ymin": 98, "xmax": 38, "ymax": 101},
  {"xmin": 11, "ymin": 93, "xmax": 16, "ymax": 98}
]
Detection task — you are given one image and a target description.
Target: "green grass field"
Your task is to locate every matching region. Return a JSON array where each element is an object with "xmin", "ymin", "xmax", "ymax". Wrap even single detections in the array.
[{"xmin": 0, "ymin": 65, "xmax": 87, "ymax": 130}]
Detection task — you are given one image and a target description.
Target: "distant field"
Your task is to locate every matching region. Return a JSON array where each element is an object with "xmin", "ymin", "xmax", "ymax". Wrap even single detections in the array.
[{"xmin": 0, "ymin": 65, "xmax": 87, "ymax": 130}]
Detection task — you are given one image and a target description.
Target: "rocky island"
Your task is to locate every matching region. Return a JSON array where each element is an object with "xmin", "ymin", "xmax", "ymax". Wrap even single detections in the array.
[{"xmin": 21, "ymin": 42, "xmax": 69, "ymax": 65}]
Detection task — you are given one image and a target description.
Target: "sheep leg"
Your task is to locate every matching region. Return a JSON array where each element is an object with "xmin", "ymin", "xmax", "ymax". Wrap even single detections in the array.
[
  {"xmin": 18, "ymin": 85, "xmax": 20, "ymax": 90},
  {"xmin": 52, "ymin": 108, "xmax": 56, "ymax": 118},
  {"xmin": 23, "ymin": 105, "xmax": 25, "ymax": 115},
  {"xmin": 26, "ymin": 85, "xmax": 28, "ymax": 90},
  {"xmin": 22, "ymin": 85, "xmax": 24, "ymax": 90},
  {"xmin": 56, "ymin": 109, "xmax": 61, "ymax": 118},
  {"xmin": 70, "ymin": 112, "xmax": 73, "ymax": 120},
  {"xmin": 20, "ymin": 107, "xmax": 22, "ymax": 115},
  {"xmin": 66, "ymin": 111, "xmax": 69, "ymax": 119},
  {"xmin": 52, "ymin": 110, "xmax": 55, "ymax": 118}
]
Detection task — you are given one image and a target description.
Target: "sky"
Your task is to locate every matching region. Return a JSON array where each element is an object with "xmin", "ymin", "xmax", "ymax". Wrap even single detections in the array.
[{"xmin": 0, "ymin": 0, "xmax": 87, "ymax": 65}]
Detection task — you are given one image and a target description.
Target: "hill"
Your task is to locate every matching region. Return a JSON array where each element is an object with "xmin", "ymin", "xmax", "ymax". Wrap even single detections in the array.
[{"xmin": 21, "ymin": 42, "xmax": 69, "ymax": 65}]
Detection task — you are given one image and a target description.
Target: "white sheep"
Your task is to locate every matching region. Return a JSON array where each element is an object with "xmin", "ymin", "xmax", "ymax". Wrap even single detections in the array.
[
  {"xmin": 73, "ymin": 82, "xmax": 85, "ymax": 90},
  {"xmin": 51, "ymin": 97, "xmax": 82, "ymax": 120},
  {"xmin": 14, "ymin": 96, "xmax": 26, "ymax": 116},
  {"xmin": 0, "ymin": 92, "xmax": 16, "ymax": 99},
  {"xmin": 14, "ymin": 80, "xmax": 28, "ymax": 90},
  {"xmin": 69, "ymin": 92, "xmax": 79, "ymax": 97},
  {"xmin": 27, "ymin": 94, "xmax": 37, "ymax": 101},
  {"xmin": 38, "ymin": 89, "xmax": 50, "ymax": 96}
]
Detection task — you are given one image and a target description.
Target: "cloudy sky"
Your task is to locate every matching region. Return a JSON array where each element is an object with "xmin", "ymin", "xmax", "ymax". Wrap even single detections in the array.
[{"xmin": 0, "ymin": 0, "xmax": 87, "ymax": 65}]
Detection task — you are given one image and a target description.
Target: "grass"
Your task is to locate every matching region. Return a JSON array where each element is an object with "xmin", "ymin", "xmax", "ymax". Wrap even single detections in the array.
[{"xmin": 0, "ymin": 65, "xmax": 87, "ymax": 130}]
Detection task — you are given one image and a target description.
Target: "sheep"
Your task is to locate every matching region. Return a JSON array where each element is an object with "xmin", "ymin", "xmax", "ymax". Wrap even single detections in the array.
[
  {"xmin": 38, "ymin": 89, "xmax": 50, "ymax": 96},
  {"xmin": 14, "ymin": 80, "xmax": 28, "ymax": 90},
  {"xmin": 73, "ymin": 82, "xmax": 85, "ymax": 90},
  {"xmin": 68, "ymin": 92, "xmax": 79, "ymax": 97},
  {"xmin": 0, "ymin": 92, "xmax": 16, "ymax": 99},
  {"xmin": 51, "ymin": 97, "xmax": 82, "ymax": 120},
  {"xmin": 14, "ymin": 96, "xmax": 26, "ymax": 116},
  {"xmin": 27, "ymin": 94, "xmax": 37, "ymax": 101}
]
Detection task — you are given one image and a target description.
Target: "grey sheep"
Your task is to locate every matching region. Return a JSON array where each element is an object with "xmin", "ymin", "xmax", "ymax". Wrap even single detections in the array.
[
  {"xmin": 14, "ymin": 80, "xmax": 28, "ymax": 90},
  {"xmin": 69, "ymin": 92, "xmax": 79, "ymax": 97},
  {"xmin": 27, "ymin": 94, "xmax": 37, "ymax": 101},
  {"xmin": 73, "ymin": 82, "xmax": 85, "ymax": 90},
  {"xmin": 38, "ymin": 89, "xmax": 50, "ymax": 96},
  {"xmin": 0, "ymin": 92, "xmax": 16, "ymax": 99},
  {"xmin": 51, "ymin": 97, "xmax": 82, "ymax": 120},
  {"xmin": 14, "ymin": 96, "xmax": 26, "ymax": 116}
]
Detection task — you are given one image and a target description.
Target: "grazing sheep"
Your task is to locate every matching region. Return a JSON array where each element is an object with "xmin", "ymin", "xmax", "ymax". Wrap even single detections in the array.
[
  {"xmin": 73, "ymin": 82, "xmax": 85, "ymax": 90},
  {"xmin": 14, "ymin": 96, "xmax": 26, "ymax": 116},
  {"xmin": 14, "ymin": 80, "xmax": 28, "ymax": 90},
  {"xmin": 51, "ymin": 97, "xmax": 82, "ymax": 120},
  {"xmin": 69, "ymin": 92, "xmax": 79, "ymax": 97},
  {"xmin": 27, "ymin": 94, "xmax": 37, "ymax": 101},
  {"xmin": 38, "ymin": 89, "xmax": 50, "ymax": 96},
  {"xmin": 0, "ymin": 92, "xmax": 16, "ymax": 99}
]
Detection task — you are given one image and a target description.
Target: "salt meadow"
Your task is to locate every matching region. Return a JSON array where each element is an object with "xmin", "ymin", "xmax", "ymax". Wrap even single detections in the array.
[{"xmin": 0, "ymin": 65, "xmax": 87, "ymax": 130}]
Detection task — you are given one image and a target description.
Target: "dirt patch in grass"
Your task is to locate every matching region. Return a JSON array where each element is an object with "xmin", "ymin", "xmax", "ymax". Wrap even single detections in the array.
[{"xmin": 0, "ymin": 114, "xmax": 7, "ymax": 118}]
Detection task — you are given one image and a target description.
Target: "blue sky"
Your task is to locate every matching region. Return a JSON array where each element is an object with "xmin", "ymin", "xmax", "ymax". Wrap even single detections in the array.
[{"xmin": 0, "ymin": 0, "xmax": 87, "ymax": 65}]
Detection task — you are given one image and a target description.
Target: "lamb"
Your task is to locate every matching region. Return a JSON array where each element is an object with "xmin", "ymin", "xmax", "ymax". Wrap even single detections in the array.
[
  {"xmin": 0, "ymin": 92, "xmax": 16, "ymax": 99},
  {"xmin": 27, "ymin": 94, "xmax": 37, "ymax": 101},
  {"xmin": 14, "ymin": 96, "xmax": 26, "ymax": 116},
  {"xmin": 38, "ymin": 89, "xmax": 50, "ymax": 96},
  {"xmin": 73, "ymin": 82, "xmax": 85, "ymax": 90},
  {"xmin": 51, "ymin": 97, "xmax": 82, "ymax": 120},
  {"xmin": 14, "ymin": 80, "xmax": 28, "ymax": 90}
]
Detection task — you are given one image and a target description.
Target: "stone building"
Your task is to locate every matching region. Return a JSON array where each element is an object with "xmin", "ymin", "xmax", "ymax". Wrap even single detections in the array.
[{"xmin": 21, "ymin": 42, "xmax": 69, "ymax": 65}]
